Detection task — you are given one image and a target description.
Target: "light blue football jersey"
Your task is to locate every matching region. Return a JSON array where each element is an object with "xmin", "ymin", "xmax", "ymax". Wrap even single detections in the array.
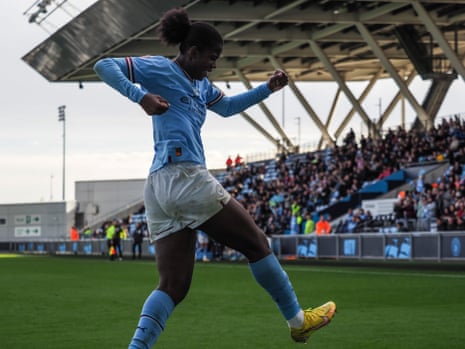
[{"xmin": 94, "ymin": 56, "xmax": 272, "ymax": 173}]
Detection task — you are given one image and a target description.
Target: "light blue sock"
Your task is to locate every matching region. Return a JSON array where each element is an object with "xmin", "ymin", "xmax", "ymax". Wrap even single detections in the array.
[
  {"xmin": 249, "ymin": 254, "xmax": 301, "ymax": 320},
  {"xmin": 128, "ymin": 290, "xmax": 175, "ymax": 349}
]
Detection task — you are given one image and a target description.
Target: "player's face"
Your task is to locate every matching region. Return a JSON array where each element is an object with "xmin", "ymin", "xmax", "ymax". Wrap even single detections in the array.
[{"xmin": 190, "ymin": 46, "xmax": 222, "ymax": 80}]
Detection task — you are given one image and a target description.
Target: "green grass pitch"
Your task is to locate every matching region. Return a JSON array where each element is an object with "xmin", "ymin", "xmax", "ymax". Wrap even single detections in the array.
[{"xmin": 1, "ymin": 255, "xmax": 464, "ymax": 348}]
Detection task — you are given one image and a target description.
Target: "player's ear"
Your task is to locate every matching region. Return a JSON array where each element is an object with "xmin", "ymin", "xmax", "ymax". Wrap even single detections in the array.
[{"xmin": 187, "ymin": 46, "xmax": 200, "ymax": 61}]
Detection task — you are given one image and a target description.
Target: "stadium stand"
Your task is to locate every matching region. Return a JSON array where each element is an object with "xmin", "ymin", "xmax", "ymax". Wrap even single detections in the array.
[{"xmin": 79, "ymin": 116, "xmax": 465, "ymax": 260}]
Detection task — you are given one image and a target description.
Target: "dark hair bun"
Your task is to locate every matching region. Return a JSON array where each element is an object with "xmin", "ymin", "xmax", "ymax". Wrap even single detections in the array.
[{"xmin": 158, "ymin": 8, "xmax": 191, "ymax": 46}]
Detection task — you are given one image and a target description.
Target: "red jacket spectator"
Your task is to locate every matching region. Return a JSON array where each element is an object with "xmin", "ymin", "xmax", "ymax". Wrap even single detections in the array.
[
  {"xmin": 235, "ymin": 154, "xmax": 243, "ymax": 167},
  {"xmin": 70, "ymin": 226, "xmax": 80, "ymax": 241},
  {"xmin": 315, "ymin": 216, "xmax": 331, "ymax": 235},
  {"xmin": 226, "ymin": 156, "xmax": 233, "ymax": 170}
]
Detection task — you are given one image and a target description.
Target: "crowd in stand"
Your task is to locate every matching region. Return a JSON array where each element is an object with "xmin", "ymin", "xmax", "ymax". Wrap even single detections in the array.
[
  {"xmin": 219, "ymin": 116, "xmax": 465, "ymax": 235},
  {"xmin": 78, "ymin": 117, "xmax": 465, "ymax": 259}
]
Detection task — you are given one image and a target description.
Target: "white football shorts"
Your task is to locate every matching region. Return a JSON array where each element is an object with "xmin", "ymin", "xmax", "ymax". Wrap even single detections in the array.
[{"xmin": 144, "ymin": 162, "xmax": 231, "ymax": 241}]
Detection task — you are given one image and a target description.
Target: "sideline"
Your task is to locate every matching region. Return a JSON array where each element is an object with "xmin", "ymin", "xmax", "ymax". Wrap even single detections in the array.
[
  {"xmin": 288, "ymin": 265, "xmax": 465, "ymax": 279},
  {"xmin": 199, "ymin": 261, "xmax": 465, "ymax": 280},
  {"xmin": 0, "ymin": 253, "xmax": 25, "ymax": 259}
]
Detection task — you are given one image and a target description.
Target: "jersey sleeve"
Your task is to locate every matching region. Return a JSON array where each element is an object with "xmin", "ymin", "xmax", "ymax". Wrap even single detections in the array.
[
  {"xmin": 208, "ymin": 83, "xmax": 272, "ymax": 117},
  {"xmin": 93, "ymin": 57, "xmax": 146, "ymax": 103},
  {"xmin": 205, "ymin": 82, "xmax": 224, "ymax": 107}
]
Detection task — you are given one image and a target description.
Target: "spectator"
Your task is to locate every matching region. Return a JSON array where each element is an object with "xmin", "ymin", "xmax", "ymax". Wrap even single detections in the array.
[
  {"xmin": 377, "ymin": 165, "xmax": 392, "ymax": 180},
  {"xmin": 303, "ymin": 213, "xmax": 315, "ymax": 234},
  {"xmin": 197, "ymin": 230, "xmax": 210, "ymax": 262},
  {"xmin": 455, "ymin": 200, "xmax": 465, "ymax": 229},
  {"xmin": 290, "ymin": 200, "xmax": 302, "ymax": 234},
  {"xmin": 82, "ymin": 226, "xmax": 93, "ymax": 239},
  {"xmin": 112, "ymin": 222, "xmax": 123, "ymax": 261},
  {"xmin": 415, "ymin": 195, "xmax": 429, "ymax": 231},
  {"xmin": 358, "ymin": 209, "xmax": 374, "ymax": 232},
  {"xmin": 396, "ymin": 221, "xmax": 409, "ymax": 232},
  {"xmin": 346, "ymin": 215, "xmax": 359, "ymax": 233},
  {"xmin": 315, "ymin": 214, "xmax": 331, "ymax": 235},
  {"xmin": 105, "ymin": 220, "xmax": 116, "ymax": 259},
  {"xmin": 132, "ymin": 222, "xmax": 144, "ymax": 260},
  {"xmin": 415, "ymin": 171, "xmax": 426, "ymax": 194},
  {"xmin": 70, "ymin": 225, "xmax": 79, "ymax": 255},
  {"xmin": 70, "ymin": 226, "xmax": 79, "ymax": 241},
  {"xmin": 225, "ymin": 155, "xmax": 233, "ymax": 171},
  {"xmin": 234, "ymin": 153, "xmax": 243, "ymax": 167}
]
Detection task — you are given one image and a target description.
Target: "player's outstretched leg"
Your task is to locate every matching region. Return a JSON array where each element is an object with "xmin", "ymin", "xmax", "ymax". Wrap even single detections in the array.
[
  {"xmin": 200, "ymin": 199, "xmax": 336, "ymax": 344},
  {"xmin": 128, "ymin": 290, "xmax": 175, "ymax": 349},
  {"xmin": 249, "ymin": 253, "xmax": 302, "ymax": 320},
  {"xmin": 249, "ymin": 253, "xmax": 336, "ymax": 344}
]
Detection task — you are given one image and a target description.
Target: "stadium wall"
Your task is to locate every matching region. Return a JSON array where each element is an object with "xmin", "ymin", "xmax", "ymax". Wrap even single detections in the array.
[
  {"xmin": 0, "ymin": 202, "xmax": 68, "ymax": 241},
  {"xmin": 74, "ymin": 178, "xmax": 145, "ymax": 229}
]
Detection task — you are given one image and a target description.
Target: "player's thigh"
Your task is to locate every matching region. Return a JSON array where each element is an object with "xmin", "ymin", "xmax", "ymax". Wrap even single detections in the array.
[
  {"xmin": 198, "ymin": 198, "xmax": 270, "ymax": 262},
  {"xmin": 154, "ymin": 228, "xmax": 197, "ymax": 301}
]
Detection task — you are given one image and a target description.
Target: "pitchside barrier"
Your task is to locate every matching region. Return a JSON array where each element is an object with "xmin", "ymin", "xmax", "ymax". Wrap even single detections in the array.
[
  {"xmin": 1, "ymin": 239, "xmax": 156, "ymax": 258},
  {"xmin": 273, "ymin": 231, "xmax": 465, "ymax": 261},
  {"xmin": 2, "ymin": 231, "xmax": 465, "ymax": 262}
]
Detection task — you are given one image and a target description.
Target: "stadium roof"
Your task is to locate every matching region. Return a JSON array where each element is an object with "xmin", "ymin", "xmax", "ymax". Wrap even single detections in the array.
[{"xmin": 22, "ymin": 0, "xmax": 465, "ymax": 150}]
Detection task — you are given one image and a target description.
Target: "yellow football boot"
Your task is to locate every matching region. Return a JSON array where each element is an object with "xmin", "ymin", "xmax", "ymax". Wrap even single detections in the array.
[{"xmin": 290, "ymin": 301, "xmax": 336, "ymax": 343}]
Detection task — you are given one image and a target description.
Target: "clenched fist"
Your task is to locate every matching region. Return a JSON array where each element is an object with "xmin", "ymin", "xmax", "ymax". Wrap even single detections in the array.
[
  {"xmin": 140, "ymin": 93, "xmax": 170, "ymax": 115},
  {"xmin": 267, "ymin": 70, "xmax": 289, "ymax": 92}
]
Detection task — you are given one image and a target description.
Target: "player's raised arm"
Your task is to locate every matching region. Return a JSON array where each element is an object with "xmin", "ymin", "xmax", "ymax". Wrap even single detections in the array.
[
  {"xmin": 93, "ymin": 58, "xmax": 146, "ymax": 103},
  {"xmin": 208, "ymin": 70, "xmax": 288, "ymax": 117},
  {"xmin": 94, "ymin": 58, "xmax": 169, "ymax": 115}
]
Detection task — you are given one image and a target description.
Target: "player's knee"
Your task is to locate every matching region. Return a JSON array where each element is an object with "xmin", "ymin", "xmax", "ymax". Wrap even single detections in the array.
[
  {"xmin": 242, "ymin": 236, "xmax": 272, "ymax": 262},
  {"xmin": 158, "ymin": 276, "xmax": 192, "ymax": 305}
]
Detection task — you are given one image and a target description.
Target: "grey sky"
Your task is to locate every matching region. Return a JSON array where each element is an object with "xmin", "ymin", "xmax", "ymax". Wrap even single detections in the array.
[{"xmin": 2, "ymin": 1, "xmax": 465, "ymax": 204}]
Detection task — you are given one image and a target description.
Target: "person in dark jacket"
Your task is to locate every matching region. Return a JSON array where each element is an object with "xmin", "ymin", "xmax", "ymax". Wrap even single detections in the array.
[{"xmin": 132, "ymin": 222, "xmax": 145, "ymax": 260}]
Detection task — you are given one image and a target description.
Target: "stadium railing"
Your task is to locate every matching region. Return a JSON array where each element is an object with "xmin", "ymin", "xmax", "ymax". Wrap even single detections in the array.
[{"xmin": 3, "ymin": 231, "xmax": 465, "ymax": 262}]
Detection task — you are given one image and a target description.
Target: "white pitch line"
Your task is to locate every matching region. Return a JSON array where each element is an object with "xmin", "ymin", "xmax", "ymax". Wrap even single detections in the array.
[
  {"xmin": 199, "ymin": 262, "xmax": 465, "ymax": 279},
  {"xmin": 287, "ymin": 266, "xmax": 465, "ymax": 279}
]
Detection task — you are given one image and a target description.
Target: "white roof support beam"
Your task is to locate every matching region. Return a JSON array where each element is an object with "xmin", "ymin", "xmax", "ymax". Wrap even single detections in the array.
[
  {"xmin": 334, "ymin": 69, "xmax": 383, "ymax": 140},
  {"xmin": 234, "ymin": 2, "xmax": 408, "ymax": 71},
  {"xmin": 318, "ymin": 87, "xmax": 342, "ymax": 150},
  {"xmin": 234, "ymin": 68, "xmax": 295, "ymax": 149},
  {"xmin": 268, "ymin": 56, "xmax": 335, "ymax": 147},
  {"xmin": 239, "ymin": 111, "xmax": 280, "ymax": 148},
  {"xmin": 355, "ymin": 22, "xmax": 431, "ymax": 128},
  {"xmin": 411, "ymin": 0, "xmax": 465, "ymax": 82},
  {"xmin": 309, "ymin": 40, "xmax": 376, "ymax": 136},
  {"xmin": 222, "ymin": 0, "xmax": 308, "ymax": 39},
  {"xmin": 377, "ymin": 71, "xmax": 417, "ymax": 130}
]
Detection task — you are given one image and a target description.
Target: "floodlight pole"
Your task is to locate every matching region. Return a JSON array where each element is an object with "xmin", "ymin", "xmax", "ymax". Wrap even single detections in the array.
[
  {"xmin": 295, "ymin": 116, "xmax": 301, "ymax": 151},
  {"xmin": 58, "ymin": 105, "xmax": 66, "ymax": 201}
]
